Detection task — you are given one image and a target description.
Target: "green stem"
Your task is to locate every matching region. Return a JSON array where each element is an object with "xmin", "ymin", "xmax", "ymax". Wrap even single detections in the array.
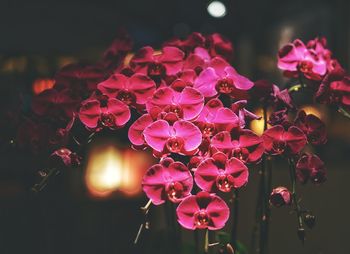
[
  {"xmin": 31, "ymin": 168, "xmax": 59, "ymax": 193},
  {"xmin": 338, "ymin": 107, "xmax": 350, "ymax": 119},
  {"xmin": 288, "ymin": 159, "xmax": 304, "ymax": 240},
  {"xmin": 258, "ymin": 106, "xmax": 269, "ymax": 254},
  {"xmin": 231, "ymin": 189, "xmax": 239, "ymax": 247},
  {"xmin": 204, "ymin": 229, "xmax": 209, "ymax": 253}
]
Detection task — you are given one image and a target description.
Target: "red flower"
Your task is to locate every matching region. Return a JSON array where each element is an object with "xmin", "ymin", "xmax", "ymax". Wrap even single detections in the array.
[
  {"xmin": 196, "ymin": 99, "xmax": 239, "ymax": 137},
  {"xmin": 296, "ymin": 154, "xmax": 326, "ymax": 184},
  {"xmin": 143, "ymin": 120, "xmax": 202, "ymax": 156},
  {"xmin": 194, "ymin": 58, "xmax": 254, "ymax": 98},
  {"xmin": 78, "ymin": 97, "xmax": 130, "ymax": 130},
  {"xmin": 211, "ymin": 130, "xmax": 264, "ymax": 164},
  {"xmin": 164, "ymin": 32, "xmax": 206, "ymax": 53},
  {"xmin": 294, "ymin": 110, "xmax": 327, "ymax": 145},
  {"xmin": 278, "ymin": 39, "xmax": 327, "ymax": 80},
  {"xmin": 32, "ymin": 88, "xmax": 80, "ymax": 119},
  {"xmin": 262, "ymin": 125, "xmax": 307, "ymax": 155},
  {"xmin": 176, "ymin": 191, "xmax": 230, "ymax": 230},
  {"xmin": 97, "ymin": 73, "xmax": 156, "ymax": 106},
  {"xmin": 194, "ymin": 152, "xmax": 249, "ymax": 193},
  {"xmin": 50, "ymin": 148, "xmax": 81, "ymax": 168},
  {"xmin": 269, "ymin": 187, "xmax": 292, "ymax": 207},
  {"xmin": 54, "ymin": 63, "xmax": 107, "ymax": 93},
  {"xmin": 206, "ymin": 33, "xmax": 234, "ymax": 61},
  {"xmin": 142, "ymin": 158, "xmax": 193, "ymax": 205},
  {"xmin": 130, "ymin": 46, "xmax": 185, "ymax": 77},
  {"xmin": 146, "ymin": 87, "xmax": 204, "ymax": 121}
]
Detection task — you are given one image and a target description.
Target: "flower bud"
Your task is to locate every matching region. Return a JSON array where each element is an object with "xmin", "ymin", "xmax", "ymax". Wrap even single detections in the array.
[
  {"xmin": 303, "ymin": 213, "xmax": 316, "ymax": 229},
  {"xmin": 50, "ymin": 148, "xmax": 81, "ymax": 168},
  {"xmin": 269, "ymin": 187, "xmax": 292, "ymax": 207}
]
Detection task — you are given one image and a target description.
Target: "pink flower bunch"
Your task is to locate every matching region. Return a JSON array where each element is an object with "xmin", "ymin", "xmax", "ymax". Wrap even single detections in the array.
[
  {"xmin": 21, "ymin": 32, "xmax": 329, "ymax": 238},
  {"xmin": 278, "ymin": 37, "xmax": 350, "ymax": 111}
]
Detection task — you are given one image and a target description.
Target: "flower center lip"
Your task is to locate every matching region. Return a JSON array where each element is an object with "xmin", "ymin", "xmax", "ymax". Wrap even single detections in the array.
[
  {"xmin": 272, "ymin": 140, "xmax": 286, "ymax": 154},
  {"xmin": 117, "ymin": 90, "xmax": 136, "ymax": 105},
  {"xmin": 233, "ymin": 147, "xmax": 249, "ymax": 162},
  {"xmin": 194, "ymin": 209, "xmax": 210, "ymax": 229},
  {"xmin": 216, "ymin": 174, "xmax": 234, "ymax": 192},
  {"xmin": 148, "ymin": 63, "xmax": 165, "ymax": 77},
  {"xmin": 216, "ymin": 78, "xmax": 234, "ymax": 94},
  {"xmin": 201, "ymin": 122, "xmax": 216, "ymax": 137},
  {"xmin": 166, "ymin": 181, "xmax": 184, "ymax": 202},
  {"xmin": 166, "ymin": 136, "xmax": 185, "ymax": 153},
  {"xmin": 100, "ymin": 113, "xmax": 115, "ymax": 127},
  {"xmin": 298, "ymin": 60, "xmax": 313, "ymax": 73},
  {"xmin": 164, "ymin": 105, "xmax": 184, "ymax": 119}
]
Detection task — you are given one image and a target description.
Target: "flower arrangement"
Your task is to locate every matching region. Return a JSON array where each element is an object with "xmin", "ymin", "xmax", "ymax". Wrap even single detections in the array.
[{"xmin": 16, "ymin": 31, "xmax": 350, "ymax": 253}]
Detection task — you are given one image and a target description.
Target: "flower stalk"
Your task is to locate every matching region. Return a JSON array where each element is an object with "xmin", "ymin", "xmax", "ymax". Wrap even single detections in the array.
[{"xmin": 288, "ymin": 158, "xmax": 305, "ymax": 243}]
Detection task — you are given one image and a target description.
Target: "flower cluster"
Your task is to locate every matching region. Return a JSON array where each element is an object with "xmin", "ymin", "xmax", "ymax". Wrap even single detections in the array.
[
  {"xmin": 278, "ymin": 37, "xmax": 350, "ymax": 111},
  {"xmin": 20, "ymin": 31, "xmax": 330, "ymax": 238}
]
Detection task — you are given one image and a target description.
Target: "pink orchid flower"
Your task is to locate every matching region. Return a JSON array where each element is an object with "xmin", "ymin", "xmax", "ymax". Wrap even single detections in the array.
[
  {"xmin": 278, "ymin": 39, "xmax": 327, "ymax": 80},
  {"xmin": 194, "ymin": 57, "xmax": 254, "ymax": 98},
  {"xmin": 296, "ymin": 154, "xmax": 326, "ymax": 184},
  {"xmin": 130, "ymin": 46, "xmax": 185, "ymax": 77},
  {"xmin": 183, "ymin": 47, "xmax": 211, "ymax": 72},
  {"xmin": 194, "ymin": 152, "xmax": 249, "ymax": 193},
  {"xmin": 262, "ymin": 125, "xmax": 307, "ymax": 155},
  {"xmin": 211, "ymin": 130, "xmax": 264, "ymax": 164},
  {"xmin": 142, "ymin": 158, "xmax": 193, "ymax": 205},
  {"xmin": 32, "ymin": 88, "xmax": 80, "ymax": 119},
  {"xmin": 97, "ymin": 73, "xmax": 156, "ymax": 106},
  {"xmin": 294, "ymin": 110, "xmax": 327, "ymax": 145},
  {"xmin": 79, "ymin": 97, "xmax": 130, "ymax": 130},
  {"xmin": 143, "ymin": 119, "xmax": 202, "ymax": 155},
  {"xmin": 176, "ymin": 191, "xmax": 230, "ymax": 230},
  {"xmin": 146, "ymin": 87, "xmax": 204, "ymax": 121},
  {"xmin": 196, "ymin": 99, "xmax": 240, "ymax": 137}
]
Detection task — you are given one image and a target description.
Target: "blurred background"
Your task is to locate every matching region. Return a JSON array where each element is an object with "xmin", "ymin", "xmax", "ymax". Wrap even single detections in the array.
[{"xmin": 0, "ymin": 0, "xmax": 350, "ymax": 253}]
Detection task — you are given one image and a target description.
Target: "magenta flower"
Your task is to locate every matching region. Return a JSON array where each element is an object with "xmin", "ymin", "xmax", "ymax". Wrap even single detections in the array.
[
  {"xmin": 278, "ymin": 39, "xmax": 327, "ymax": 80},
  {"xmin": 194, "ymin": 57, "xmax": 254, "ymax": 98},
  {"xmin": 262, "ymin": 125, "xmax": 307, "ymax": 155},
  {"xmin": 183, "ymin": 47, "xmax": 211, "ymax": 72},
  {"xmin": 78, "ymin": 97, "xmax": 130, "ymax": 130},
  {"xmin": 176, "ymin": 191, "xmax": 230, "ymax": 230},
  {"xmin": 54, "ymin": 63, "xmax": 107, "ymax": 93},
  {"xmin": 329, "ymin": 76, "xmax": 350, "ymax": 107},
  {"xmin": 231, "ymin": 100, "xmax": 261, "ymax": 128},
  {"xmin": 143, "ymin": 120, "xmax": 202, "ymax": 155},
  {"xmin": 128, "ymin": 114, "xmax": 154, "ymax": 148},
  {"xmin": 206, "ymin": 33, "xmax": 234, "ymax": 61},
  {"xmin": 196, "ymin": 99, "xmax": 239, "ymax": 137},
  {"xmin": 211, "ymin": 130, "xmax": 264, "ymax": 164},
  {"xmin": 170, "ymin": 69, "xmax": 197, "ymax": 91},
  {"xmin": 270, "ymin": 187, "xmax": 292, "ymax": 207},
  {"xmin": 130, "ymin": 46, "xmax": 185, "ymax": 77},
  {"xmin": 142, "ymin": 158, "xmax": 193, "ymax": 205},
  {"xmin": 194, "ymin": 152, "xmax": 249, "ymax": 193},
  {"xmin": 97, "ymin": 73, "xmax": 156, "ymax": 106},
  {"xmin": 164, "ymin": 32, "xmax": 206, "ymax": 53},
  {"xmin": 50, "ymin": 148, "xmax": 80, "ymax": 168},
  {"xmin": 294, "ymin": 110, "xmax": 327, "ymax": 145},
  {"xmin": 296, "ymin": 154, "xmax": 326, "ymax": 184},
  {"xmin": 146, "ymin": 87, "xmax": 204, "ymax": 121}
]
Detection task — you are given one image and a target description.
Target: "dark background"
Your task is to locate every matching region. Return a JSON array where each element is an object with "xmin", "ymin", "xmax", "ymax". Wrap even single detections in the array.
[{"xmin": 0, "ymin": 0, "xmax": 350, "ymax": 253}]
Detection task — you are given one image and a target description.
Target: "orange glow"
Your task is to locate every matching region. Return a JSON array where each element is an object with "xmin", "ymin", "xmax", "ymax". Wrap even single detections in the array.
[
  {"xmin": 300, "ymin": 105, "xmax": 323, "ymax": 120},
  {"xmin": 123, "ymin": 53, "xmax": 134, "ymax": 67},
  {"xmin": 32, "ymin": 78, "xmax": 55, "ymax": 95},
  {"xmin": 85, "ymin": 144, "xmax": 153, "ymax": 198}
]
